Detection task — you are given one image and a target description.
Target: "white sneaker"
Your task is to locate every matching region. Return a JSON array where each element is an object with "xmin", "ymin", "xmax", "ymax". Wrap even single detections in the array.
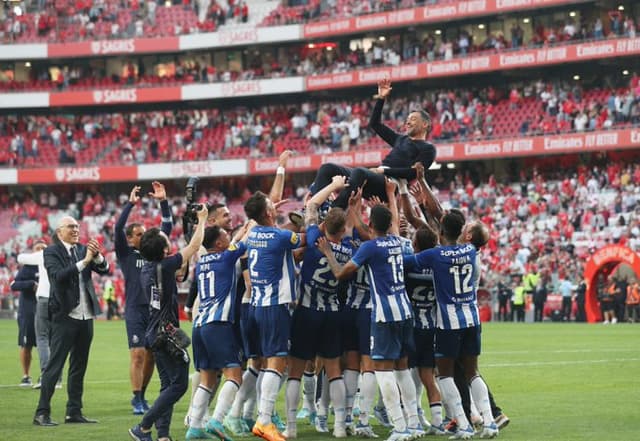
[
  {"xmin": 315, "ymin": 415, "xmax": 329, "ymax": 433},
  {"xmin": 612, "ymin": 317, "xmax": 618, "ymax": 324},
  {"xmin": 355, "ymin": 422, "xmax": 379, "ymax": 438},
  {"xmin": 284, "ymin": 424, "xmax": 297, "ymax": 439},
  {"xmin": 603, "ymin": 320, "xmax": 610, "ymax": 325},
  {"xmin": 333, "ymin": 425, "xmax": 347, "ymax": 438},
  {"xmin": 385, "ymin": 430, "xmax": 412, "ymax": 441},
  {"xmin": 408, "ymin": 424, "xmax": 427, "ymax": 439},
  {"xmin": 449, "ymin": 426, "xmax": 474, "ymax": 440},
  {"xmin": 479, "ymin": 422, "xmax": 499, "ymax": 439}
]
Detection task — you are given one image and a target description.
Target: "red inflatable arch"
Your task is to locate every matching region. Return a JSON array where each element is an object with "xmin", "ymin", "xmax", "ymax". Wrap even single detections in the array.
[{"xmin": 583, "ymin": 245, "xmax": 640, "ymax": 323}]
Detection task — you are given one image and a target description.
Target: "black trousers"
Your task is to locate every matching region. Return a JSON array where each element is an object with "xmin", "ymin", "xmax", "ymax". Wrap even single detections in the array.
[
  {"xmin": 36, "ymin": 316, "xmax": 93, "ymax": 417},
  {"xmin": 311, "ymin": 163, "xmax": 388, "ymax": 209},
  {"xmin": 561, "ymin": 297, "xmax": 572, "ymax": 321},
  {"xmin": 513, "ymin": 304, "xmax": 525, "ymax": 322},
  {"xmin": 534, "ymin": 302, "xmax": 545, "ymax": 322},
  {"xmin": 140, "ymin": 348, "xmax": 189, "ymax": 438}
]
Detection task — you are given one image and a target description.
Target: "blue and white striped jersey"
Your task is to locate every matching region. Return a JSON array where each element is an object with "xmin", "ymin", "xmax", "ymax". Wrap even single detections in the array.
[
  {"xmin": 351, "ymin": 235, "xmax": 413, "ymax": 323},
  {"xmin": 345, "ymin": 232, "xmax": 370, "ymax": 310},
  {"xmin": 246, "ymin": 226, "xmax": 300, "ymax": 307},
  {"xmin": 404, "ymin": 243, "xmax": 480, "ymax": 330},
  {"xmin": 194, "ymin": 242, "xmax": 246, "ymax": 327},
  {"xmin": 405, "ymin": 267, "xmax": 436, "ymax": 330},
  {"xmin": 299, "ymin": 225, "xmax": 353, "ymax": 312}
]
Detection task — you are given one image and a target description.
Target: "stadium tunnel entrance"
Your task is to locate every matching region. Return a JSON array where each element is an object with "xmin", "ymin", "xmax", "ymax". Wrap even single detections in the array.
[{"xmin": 584, "ymin": 245, "xmax": 640, "ymax": 323}]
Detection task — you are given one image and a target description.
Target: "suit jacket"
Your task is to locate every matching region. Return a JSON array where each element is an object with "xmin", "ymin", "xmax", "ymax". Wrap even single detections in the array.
[{"xmin": 44, "ymin": 241, "xmax": 110, "ymax": 321}]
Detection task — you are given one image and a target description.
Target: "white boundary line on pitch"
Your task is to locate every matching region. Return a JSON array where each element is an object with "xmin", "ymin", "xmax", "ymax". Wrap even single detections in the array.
[
  {"xmin": 488, "ymin": 348, "xmax": 636, "ymax": 354},
  {"xmin": 484, "ymin": 357, "xmax": 640, "ymax": 367}
]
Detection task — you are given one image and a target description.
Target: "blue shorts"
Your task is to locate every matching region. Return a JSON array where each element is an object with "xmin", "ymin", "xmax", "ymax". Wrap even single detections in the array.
[
  {"xmin": 17, "ymin": 296, "xmax": 36, "ymax": 348},
  {"xmin": 410, "ymin": 327, "xmax": 436, "ymax": 368},
  {"xmin": 342, "ymin": 308, "xmax": 371, "ymax": 355},
  {"xmin": 125, "ymin": 305, "xmax": 150, "ymax": 349},
  {"xmin": 290, "ymin": 307, "xmax": 342, "ymax": 360},
  {"xmin": 435, "ymin": 326, "xmax": 481, "ymax": 359},
  {"xmin": 192, "ymin": 322, "xmax": 242, "ymax": 371},
  {"xmin": 254, "ymin": 304, "xmax": 291, "ymax": 358},
  {"xmin": 370, "ymin": 319, "xmax": 414, "ymax": 361}
]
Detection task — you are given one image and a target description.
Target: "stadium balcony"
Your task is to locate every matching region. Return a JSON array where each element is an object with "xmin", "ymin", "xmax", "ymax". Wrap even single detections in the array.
[{"xmin": 1, "ymin": 78, "xmax": 638, "ymax": 167}]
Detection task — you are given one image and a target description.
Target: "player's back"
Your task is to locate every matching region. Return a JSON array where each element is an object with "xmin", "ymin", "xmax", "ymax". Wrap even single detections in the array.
[
  {"xmin": 353, "ymin": 235, "xmax": 412, "ymax": 323},
  {"xmin": 194, "ymin": 243, "xmax": 246, "ymax": 326},
  {"xmin": 246, "ymin": 225, "xmax": 299, "ymax": 307},
  {"xmin": 415, "ymin": 243, "xmax": 480, "ymax": 330},
  {"xmin": 299, "ymin": 225, "xmax": 352, "ymax": 311}
]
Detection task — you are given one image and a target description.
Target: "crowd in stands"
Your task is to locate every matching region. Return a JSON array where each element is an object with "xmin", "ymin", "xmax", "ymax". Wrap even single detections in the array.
[
  {"xmin": 1, "ymin": 6, "xmax": 638, "ymax": 93},
  {"xmin": 1, "ymin": 157, "xmax": 639, "ymax": 322},
  {"xmin": 1, "ymin": 75, "xmax": 639, "ymax": 167},
  {"xmin": 0, "ymin": 0, "xmax": 250, "ymax": 43}
]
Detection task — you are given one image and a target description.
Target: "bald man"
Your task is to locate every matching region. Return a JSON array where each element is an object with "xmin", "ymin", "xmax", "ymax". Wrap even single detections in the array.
[{"xmin": 33, "ymin": 216, "xmax": 110, "ymax": 426}]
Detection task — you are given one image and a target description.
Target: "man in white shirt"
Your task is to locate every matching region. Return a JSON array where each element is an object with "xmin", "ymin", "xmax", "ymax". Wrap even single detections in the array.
[{"xmin": 18, "ymin": 240, "xmax": 56, "ymax": 389}]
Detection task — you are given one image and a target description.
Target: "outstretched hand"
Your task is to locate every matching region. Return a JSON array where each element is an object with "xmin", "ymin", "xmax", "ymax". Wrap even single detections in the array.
[
  {"xmin": 129, "ymin": 186, "xmax": 141, "ymax": 204},
  {"xmin": 278, "ymin": 150, "xmax": 293, "ymax": 168},
  {"xmin": 148, "ymin": 181, "xmax": 167, "ymax": 201},
  {"xmin": 378, "ymin": 76, "xmax": 392, "ymax": 99}
]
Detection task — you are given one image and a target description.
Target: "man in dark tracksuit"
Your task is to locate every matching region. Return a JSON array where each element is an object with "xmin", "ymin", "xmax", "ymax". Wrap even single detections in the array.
[
  {"xmin": 309, "ymin": 77, "xmax": 436, "ymax": 208},
  {"xmin": 11, "ymin": 262, "xmax": 39, "ymax": 387},
  {"xmin": 116, "ymin": 181, "xmax": 173, "ymax": 414}
]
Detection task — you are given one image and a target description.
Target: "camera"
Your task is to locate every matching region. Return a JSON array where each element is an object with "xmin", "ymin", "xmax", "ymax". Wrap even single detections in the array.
[{"xmin": 183, "ymin": 177, "xmax": 211, "ymax": 241}]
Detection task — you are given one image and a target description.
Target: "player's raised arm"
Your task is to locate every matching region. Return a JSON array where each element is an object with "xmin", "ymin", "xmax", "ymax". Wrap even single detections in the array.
[
  {"xmin": 385, "ymin": 178, "xmax": 400, "ymax": 236},
  {"xmin": 148, "ymin": 181, "xmax": 173, "ymax": 235},
  {"xmin": 305, "ymin": 175, "xmax": 348, "ymax": 226},
  {"xmin": 269, "ymin": 150, "xmax": 292, "ymax": 204},
  {"xmin": 179, "ymin": 205, "xmax": 207, "ymax": 262},
  {"xmin": 115, "ymin": 185, "xmax": 140, "ymax": 258},
  {"xmin": 369, "ymin": 77, "xmax": 400, "ymax": 147}
]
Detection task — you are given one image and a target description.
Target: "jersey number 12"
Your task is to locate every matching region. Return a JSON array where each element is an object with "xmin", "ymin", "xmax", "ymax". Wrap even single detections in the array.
[{"xmin": 449, "ymin": 263, "xmax": 473, "ymax": 295}]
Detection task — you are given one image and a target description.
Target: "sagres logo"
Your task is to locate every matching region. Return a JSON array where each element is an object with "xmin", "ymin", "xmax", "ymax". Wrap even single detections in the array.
[{"xmin": 93, "ymin": 90, "xmax": 104, "ymax": 103}]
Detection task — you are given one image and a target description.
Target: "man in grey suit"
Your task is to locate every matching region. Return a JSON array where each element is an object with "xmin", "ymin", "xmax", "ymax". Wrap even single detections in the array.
[{"xmin": 33, "ymin": 216, "xmax": 110, "ymax": 426}]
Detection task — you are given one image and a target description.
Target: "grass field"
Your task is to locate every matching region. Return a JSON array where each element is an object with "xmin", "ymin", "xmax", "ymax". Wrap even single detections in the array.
[{"xmin": 0, "ymin": 319, "xmax": 638, "ymax": 441}]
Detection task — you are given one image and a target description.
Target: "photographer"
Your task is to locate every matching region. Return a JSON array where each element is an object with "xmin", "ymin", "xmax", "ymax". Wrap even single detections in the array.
[{"xmin": 128, "ymin": 205, "xmax": 207, "ymax": 441}]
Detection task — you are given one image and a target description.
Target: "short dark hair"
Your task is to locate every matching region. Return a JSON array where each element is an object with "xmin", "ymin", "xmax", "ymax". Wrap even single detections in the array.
[
  {"xmin": 441, "ymin": 209, "xmax": 465, "ymax": 241},
  {"xmin": 208, "ymin": 203, "xmax": 226, "ymax": 217},
  {"xmin": 414, "ymin": 226, "xmax": 439, "ymax": 251},
  {"xmin": 324, "ymin": 208, "xmax": 347, "ymax": 236},
  {"xmin": 125, "ymin": 223, "xmax": 143, "ymax": 237},
  {"xmin": 140, "ymin": 228, "xmax": 167, "ymax": 262},
  {"xmin": 411, "ymin": 109, "xmax": 431, "ymax": 124},
  {"xmin": 203, "ymin": 226, "xmax": 223, "ymax": 249},
  {"xmin": 244, "ymin": 191, "xmax": 268, "ymax": 223},
  {"xmin": 370, "ymin": 205, "xmax": 392, "ymax": 234}
]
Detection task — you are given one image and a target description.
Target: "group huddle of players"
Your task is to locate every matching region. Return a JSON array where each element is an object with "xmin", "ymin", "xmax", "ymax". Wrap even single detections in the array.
[{"xmin": 183, "ymin": 164, "xmax": 501, "ymax": 441}]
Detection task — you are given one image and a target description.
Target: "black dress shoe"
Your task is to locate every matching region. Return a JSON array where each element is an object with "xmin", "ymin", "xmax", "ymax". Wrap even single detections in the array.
[
  {"xmin": 33, "ymin": 414, "xmax": 58, "ymax": 426},
  {"xmin": 65, "ymin": 414, "xmax": 98, "ymax": 424}
]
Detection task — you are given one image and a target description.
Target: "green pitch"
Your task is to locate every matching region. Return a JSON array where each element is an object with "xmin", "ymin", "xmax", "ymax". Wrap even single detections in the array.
[{"xmin": 0, "ymin": 320, "xmax": 637, "ymax": 441}]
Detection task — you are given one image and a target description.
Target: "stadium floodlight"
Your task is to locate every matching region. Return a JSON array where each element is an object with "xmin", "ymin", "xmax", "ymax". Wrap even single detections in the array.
[
  {"xmin": 573, "ymin": 75, "xmax": 581, "ymax": 81},
  {"xmin": 446, "ymin": 163, "xmax": 456, "ymax": 169},
  {"xmin": 478, "ymin": 24, "xmax": 485, "ymax": 29},
  {"xmin": 569, "ymin": 11, "xmax": 577, "ymax": 17},
  {"xmin": 523, "ymin": 18, "xmax": 530, "ymax": 23},
  {"xmin": 623, "ymin": 70, "xmax": 630, "ymax": 76},
  {"xmin": 618, "ymin": 5, "xmax": 625, "ymax": 11},
  {"xmin": 429, "ymin": 162, "xmax": 442, "ymax": 170},
  {"xmin": 435, "ymin": 29, "xmax": 442, "ymax": 35},
  {"xmin": 378, "ymin": 36, "xmax": 386, "ymax": 41},
  {"xmin": 24, "ymin": 62, "xmax": 31, "ymax": 67}
]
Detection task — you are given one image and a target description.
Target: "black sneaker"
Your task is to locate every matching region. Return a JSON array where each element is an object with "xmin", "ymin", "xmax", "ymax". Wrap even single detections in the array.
[{"xmin": 19, "ymin": 376, "xmax": 32, "ymax": 387}]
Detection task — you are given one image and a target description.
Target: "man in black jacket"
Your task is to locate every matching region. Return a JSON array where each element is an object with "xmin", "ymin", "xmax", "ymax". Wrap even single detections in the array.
[
  {"xmin": 309, "ymin": 76, "xmax": 436, "ymax": 209},
  {"xmin": 33, "ymin": 216, "xmax": 110, "ymax": 426},
  {"xmin": 11, "ymin": 244, "xmax": 42, "ymax": 387}
]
